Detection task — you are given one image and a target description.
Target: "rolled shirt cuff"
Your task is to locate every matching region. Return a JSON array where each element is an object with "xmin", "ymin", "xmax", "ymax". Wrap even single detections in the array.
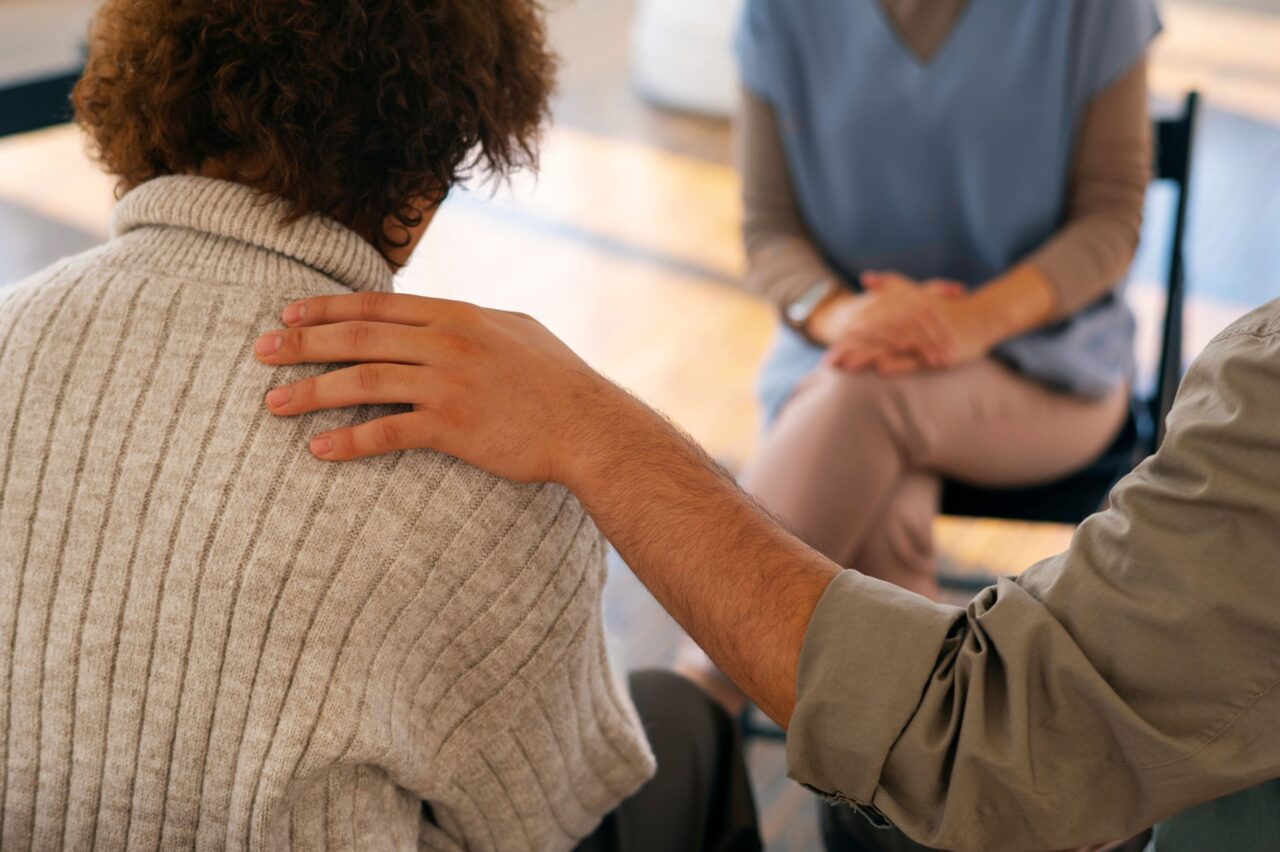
[{"xmin": 786, "ymin": 570, "xmax": 962, "ymax": 805}]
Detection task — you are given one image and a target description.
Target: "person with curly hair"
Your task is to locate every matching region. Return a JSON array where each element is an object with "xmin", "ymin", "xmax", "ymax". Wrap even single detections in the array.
[{"xmin": 0, "ymin": 2, "xmax": 760, "ymax": 849}]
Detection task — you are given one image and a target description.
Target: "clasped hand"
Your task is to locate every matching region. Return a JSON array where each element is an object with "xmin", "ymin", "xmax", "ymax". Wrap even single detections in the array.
[{"xmin": 810, "ymin": 272, "xmax": 993, "ymax": 375}]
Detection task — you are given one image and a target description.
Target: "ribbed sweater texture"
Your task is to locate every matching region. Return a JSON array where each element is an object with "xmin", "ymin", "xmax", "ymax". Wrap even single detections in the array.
[{"xmin": 0, "ymin": 176, "xmax": 655, "ymax": 851}]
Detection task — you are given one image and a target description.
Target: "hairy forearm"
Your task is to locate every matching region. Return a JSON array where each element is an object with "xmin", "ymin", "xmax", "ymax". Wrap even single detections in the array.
[{"xmin": 566, "ymin": 393, "xmax": 839, "ymax": 726}]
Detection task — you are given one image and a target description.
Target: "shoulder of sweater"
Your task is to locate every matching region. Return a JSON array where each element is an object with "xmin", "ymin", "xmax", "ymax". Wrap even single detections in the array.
[
  {"xmin": 401, "ymin": 454, "xmax": 598, "ymax": 543},
  {"xmin": 0, "ymin": 251, "xmax": 91, "ymax": 309},
  {"xmin": 291, "ymin": 431, "xmax": 603, "ymax": 560},
  {"xmin": 1, "ymin": 243, "xmax": 248, "ymax": 304},
  {"xmin": 387, "ymin": 449, "xmax": 585, "ymax": 516},
  {"xmin": 2, "ymin": 244, "xmax": 606, "ymax": 559},
  {"xmin": 24, "ymin": 231, "xmax": 360, "ymax": 301}
]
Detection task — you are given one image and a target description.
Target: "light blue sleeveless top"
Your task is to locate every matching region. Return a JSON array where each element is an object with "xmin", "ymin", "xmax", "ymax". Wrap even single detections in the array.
[{"xmin": 736, "ymin": 0, "xmax": 1161, "ymax": 421}]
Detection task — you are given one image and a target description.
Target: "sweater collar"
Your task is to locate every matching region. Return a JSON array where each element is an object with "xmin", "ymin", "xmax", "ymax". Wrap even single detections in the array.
[{"xmin": 109, "ymin": 176, "xmax": 395, "ymax": 293}]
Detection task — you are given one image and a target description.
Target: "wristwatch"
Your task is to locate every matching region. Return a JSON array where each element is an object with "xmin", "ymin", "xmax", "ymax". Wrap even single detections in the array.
[{"xmin": 783, "ymin": 278, "xmax": 843, "ymax": 342}]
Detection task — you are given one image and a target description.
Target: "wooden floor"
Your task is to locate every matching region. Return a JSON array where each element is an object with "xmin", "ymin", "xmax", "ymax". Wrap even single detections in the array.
[{"xmin": 1, "ymin": 1, "xmax": 1278, "ymax": 849}]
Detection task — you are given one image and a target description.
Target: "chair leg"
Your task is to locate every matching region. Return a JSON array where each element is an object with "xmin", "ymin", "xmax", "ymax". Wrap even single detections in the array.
[{"xmin": 739, "ymin": 703, "xmax": 787, "ymax": 743}]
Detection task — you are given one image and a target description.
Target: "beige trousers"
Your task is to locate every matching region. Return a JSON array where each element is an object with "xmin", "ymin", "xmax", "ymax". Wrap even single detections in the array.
[{"xmin": 744, "ymin": 359, "xmax": 1130, "ymax": 600}]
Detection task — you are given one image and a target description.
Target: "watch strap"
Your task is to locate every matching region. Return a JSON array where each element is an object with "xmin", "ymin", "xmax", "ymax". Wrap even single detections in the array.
[{"xmin": 783, "ymin": 279, "xmax": 842, "ymax": 343}]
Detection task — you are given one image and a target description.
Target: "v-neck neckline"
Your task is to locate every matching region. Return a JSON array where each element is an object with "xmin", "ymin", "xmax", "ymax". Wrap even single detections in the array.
[{"xmin": 868, "ymin": 0, "xmax": 982, "ymax": 71}]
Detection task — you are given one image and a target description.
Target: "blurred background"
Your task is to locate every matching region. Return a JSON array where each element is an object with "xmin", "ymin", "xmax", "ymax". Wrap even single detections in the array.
[{"xmin": 2, "ymin": 1, "xmax": 1277, "ymax": 847}]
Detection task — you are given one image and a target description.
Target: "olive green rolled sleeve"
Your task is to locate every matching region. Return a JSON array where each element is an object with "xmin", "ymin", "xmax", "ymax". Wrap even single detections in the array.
[
  {"xmin": 787, "ymin": 571, "xmax": 962, "ymax": 806},
  {"xmin": 788, "ymin": 300, "xmax": 1280, "ymax": 851}
]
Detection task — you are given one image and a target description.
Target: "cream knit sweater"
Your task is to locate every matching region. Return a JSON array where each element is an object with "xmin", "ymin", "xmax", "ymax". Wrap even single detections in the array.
[{"xmin": 0, "ymin": 176, "xmax": 655, "ymax": 851}]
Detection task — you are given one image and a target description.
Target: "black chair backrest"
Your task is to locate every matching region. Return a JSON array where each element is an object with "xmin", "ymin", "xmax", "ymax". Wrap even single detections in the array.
[
  {"xmin": 937, "ymin": 92, "xmax": 1200, "ymax": 529},
  {"xmin": 0, "ymin": 70, "xmax": 82, "ymax": 139},
  {"xmin": 1149, "ymin": 91, "xmax": 1199, "ymax": 449}
]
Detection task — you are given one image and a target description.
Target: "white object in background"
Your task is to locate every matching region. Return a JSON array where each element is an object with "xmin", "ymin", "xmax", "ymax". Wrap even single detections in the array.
[
  {"xmin": 0, "ymin": 1, "xmax": 100, "ymax": 87},
  {"xmin": 631, "ymin": 0, "xmax": 745, "ymax": 119}
]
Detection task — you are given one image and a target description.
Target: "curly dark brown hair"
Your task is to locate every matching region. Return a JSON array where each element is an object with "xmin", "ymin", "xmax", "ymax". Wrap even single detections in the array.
[{"xmin": 73, "ymin": 0, "xmax": 556, "ymax": 254}]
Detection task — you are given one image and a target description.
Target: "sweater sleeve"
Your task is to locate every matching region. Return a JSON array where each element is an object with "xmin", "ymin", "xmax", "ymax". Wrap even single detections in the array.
[
  {"xmin": 737, "ymin": 86, "xmax": 847, "ymax": 310},
  {"xmin": 1025, "ymin": 57, "xmax": 1152, "ymax": 319},
  {"xmin": 440, "ymin": 602, "xmax": 655, "ymax": 851},
  {"xmin": 406, "ymin": 494, "xmax": 654, "ymax": 852}
]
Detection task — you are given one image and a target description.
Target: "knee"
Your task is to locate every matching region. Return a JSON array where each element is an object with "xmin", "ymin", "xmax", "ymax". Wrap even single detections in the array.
[{"xmin": 800, "ymin": 367, "xmax": 909, "ymax": 432}]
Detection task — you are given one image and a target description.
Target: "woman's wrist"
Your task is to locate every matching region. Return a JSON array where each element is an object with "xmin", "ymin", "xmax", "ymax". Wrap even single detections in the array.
[
  {"xmin": 805, "ymin": 292, "xmax": 855, "ymax": 345},
  {"xmin": 945, "ymin": 294, "xmax": 1005, "ymax": 353}
]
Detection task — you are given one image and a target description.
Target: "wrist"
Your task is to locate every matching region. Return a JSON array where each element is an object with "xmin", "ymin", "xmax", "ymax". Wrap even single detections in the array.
[
  {"xmin": 967, "ymin": 265, "xmax": 1057, "ymax": 346},
  {"xmin": 950, "ymin": 293, "xmax": 1005, "ymax": 351},
  {"xmin": 805, "ymin": 292, "xmax": 853, "ymax": 345},
  {"xmin": 783, "ymin": 280, "xmax": 846, "ymax": 346},
  {"xmin": 557, "ymin": 383, "xmax": 666, "ymax": 497}
]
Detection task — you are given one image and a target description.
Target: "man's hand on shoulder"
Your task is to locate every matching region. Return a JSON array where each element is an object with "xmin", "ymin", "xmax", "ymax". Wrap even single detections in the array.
[
  {"xmin": 254, "ymin": 292, "xmax": 640, "ymax": 488},
  {"xmin": 256, "ymin": 291, "xmax": 843, "ymax": 727}
]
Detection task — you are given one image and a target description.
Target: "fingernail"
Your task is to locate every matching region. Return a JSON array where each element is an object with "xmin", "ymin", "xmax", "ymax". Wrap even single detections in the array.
[
  {"xmin": 310, "ymin": 436, "xmax": 332, "ymax": 457},
  {"xmin": 266, "ymin": 386, "xmax": 291, "ymax": 408},
  {"xmin": 255, "ymin": 334, "xmax": 282, "ymax": 356},
  {"xmin": 282, "ymin": 303, "xmax": 306, "ymax": 325}
]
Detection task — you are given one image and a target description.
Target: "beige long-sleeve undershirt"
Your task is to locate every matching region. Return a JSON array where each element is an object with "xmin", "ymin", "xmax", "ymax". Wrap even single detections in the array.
[{"xmin": 739, "ymin": 0, "xmax": 1152, "ymax": 323}]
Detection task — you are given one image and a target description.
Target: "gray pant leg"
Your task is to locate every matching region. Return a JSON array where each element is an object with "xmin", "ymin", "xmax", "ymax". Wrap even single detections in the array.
[{"xmin": 578, "ymin": 670, "xmax": 762, "ymax": 852}]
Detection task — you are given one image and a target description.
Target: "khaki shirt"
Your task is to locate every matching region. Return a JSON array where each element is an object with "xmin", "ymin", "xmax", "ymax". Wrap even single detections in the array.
[{"xmin": 788, "ymin": 298, "xmax": 1280, "ymax": 851}]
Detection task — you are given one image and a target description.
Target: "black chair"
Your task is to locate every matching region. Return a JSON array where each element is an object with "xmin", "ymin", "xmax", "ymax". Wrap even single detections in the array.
[
  {"xmin": 0, "ymin": 69, "xmax": 83, "ymax": 139},
  {"xmin": 938, "ymin": 92, "xmax": 1200, "ymax": 535},
  {"xmin": 741, "ymin": 92, "xmax": 1201, "ymax": 742}
]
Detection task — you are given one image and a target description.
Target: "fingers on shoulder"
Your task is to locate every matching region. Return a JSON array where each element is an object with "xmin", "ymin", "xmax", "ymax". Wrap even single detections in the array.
[
  {"xmin": 283, "ymin": 291, "xmax": 460, "ymax": 328},
  {"xmin": 313, "ymin": 412, "xmax": 429, "ymax": 461},
  {"xmin": 267, "ymin": 364, "xmax": 424, "ymax": 415}
]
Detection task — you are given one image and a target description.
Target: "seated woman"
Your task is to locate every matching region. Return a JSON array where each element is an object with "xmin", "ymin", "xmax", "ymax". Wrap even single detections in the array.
[
  {"xmin": 737, "ymin": 0, "xmax": 1159, "ymax": 600},
  {"xmin": 0, "ymin": 1, "xmax": 658, "ymax": 849}
]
